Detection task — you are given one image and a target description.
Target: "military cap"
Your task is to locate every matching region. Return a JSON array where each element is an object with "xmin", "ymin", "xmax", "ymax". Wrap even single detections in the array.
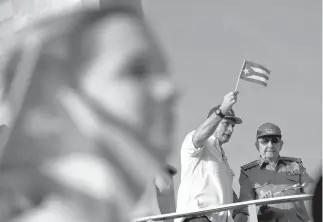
[
  {"xmin": 257, "ymin": 123, "xmax": 282, "ymax": 138},
  {"xmin": 207, "ymin": 105, "xmax": 242, "ymax": 124}
]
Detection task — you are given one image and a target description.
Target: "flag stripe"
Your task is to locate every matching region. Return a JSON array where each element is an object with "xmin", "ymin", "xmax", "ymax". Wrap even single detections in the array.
[
  {"xmin": 250, "ymin": 67, "xmax": 270, "ymax": 75},
  {"xmin": 245, "ymin": 60, "xmax": 270, "ymax": 74},
  {"xmin": 246, "ymin": 72, "xmax": 269, "ymax": 80},
  {"xmin": 242, "ymin": 78, "xmax": 267, "ymax": 86},
  {"xmin": 241, "ymin": 75, "xmax": 267, "ymax": 86},
  {"xmin": 244, "ymin": 75, "xmax": 268, "ymax": 83}
]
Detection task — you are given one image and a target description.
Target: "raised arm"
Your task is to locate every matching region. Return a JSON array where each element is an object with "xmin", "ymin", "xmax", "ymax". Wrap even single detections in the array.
[{"xmin": 192, "ymin": 91, "xmax": 238, "ymax": 148}]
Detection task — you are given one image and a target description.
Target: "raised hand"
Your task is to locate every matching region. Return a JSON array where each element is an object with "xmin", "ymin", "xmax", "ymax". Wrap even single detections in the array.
[{"xmin": 220, "ymin": 91, "xmax": 239, "ymax": 115}]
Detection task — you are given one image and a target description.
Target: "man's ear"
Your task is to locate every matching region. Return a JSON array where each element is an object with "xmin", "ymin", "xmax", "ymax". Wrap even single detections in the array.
[
  {"xmin": 280, "ymin": 140, "xmax": 284, "ymax": 149},
  {"xmin": 255, "ymin": 141, "xmax": 259, "ymax": 151}
]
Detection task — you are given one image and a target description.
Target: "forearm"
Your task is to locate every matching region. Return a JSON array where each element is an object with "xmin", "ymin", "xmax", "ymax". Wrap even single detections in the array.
[
  {"xmin": 233, "ymin": 204, "xmax": 249, "ymax": 219},
  {"xmin": 192, "ymin": 112, "xmax": 223, "ymax": 148},
  {"xmin": 233, "ymin": 212, "xmax": 248, "ymax": 222}
]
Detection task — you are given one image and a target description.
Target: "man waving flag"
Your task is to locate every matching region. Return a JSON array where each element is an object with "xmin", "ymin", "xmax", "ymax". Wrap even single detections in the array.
[{"xmin": 239, "ymin": 60, "xmax": 271, "ymax": 87}]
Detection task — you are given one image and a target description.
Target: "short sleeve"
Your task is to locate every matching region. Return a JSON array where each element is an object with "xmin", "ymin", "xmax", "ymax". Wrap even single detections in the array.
[{"xmin": 181, "ymin": 131, "xmax": 204, "ymax": 157}]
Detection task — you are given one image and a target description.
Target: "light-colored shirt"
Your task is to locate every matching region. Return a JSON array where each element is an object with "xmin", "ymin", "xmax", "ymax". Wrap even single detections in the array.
[{"xmin": 175, "ymin": 131, "xmax": 235, "ymax": 222}]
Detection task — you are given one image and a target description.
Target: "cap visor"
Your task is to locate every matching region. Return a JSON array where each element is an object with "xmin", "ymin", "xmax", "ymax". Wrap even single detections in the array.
[
  {"xmin": 225, "ymin": 116, "xmax": 242, "ymax": 124},
  {"xmin": 257, "ymin": 133, "xmax": 281, "ymax": 138}
]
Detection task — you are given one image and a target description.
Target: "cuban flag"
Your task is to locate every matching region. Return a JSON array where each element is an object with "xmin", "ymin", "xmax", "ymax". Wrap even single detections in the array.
[{"xmin": 240, "ymin": 60, "xmax": 271, "ymax": 86}]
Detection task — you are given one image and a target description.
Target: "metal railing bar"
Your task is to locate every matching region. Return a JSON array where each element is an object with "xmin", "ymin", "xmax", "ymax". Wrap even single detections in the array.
[{"xmin": 135, "ymin": 194, "xmax": 313, "ymax": 221}]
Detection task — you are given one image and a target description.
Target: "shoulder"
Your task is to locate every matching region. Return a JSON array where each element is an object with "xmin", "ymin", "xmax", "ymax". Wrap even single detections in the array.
[
  {"xmin": 184, "ymin": 130, "xmax": 213, "ymax": 146},
  {"xmin": 281, "ymin": 156, "xmax": 308, "ymax": 175},
  {"xmin": 281, "ymin": 156, "xmax": 303, "ymax": 164},
  {"xmin": 239, "ymin": 160, "xmax": 260, "ymax": 181},
  {"xmin": 241, "ymin": 160, "xmax": 260, "ymax": 171},
  {"xmin": 181, "ymin": 130, "xmax": 205, "ymax": 156},
  {"xmin": 281, "ymin": 156, "xmax": 306, "ymax": 170},
  {"xmin": 182, "ymin": 130, "xmax": 195, "ymax": 143},
  {"xmin": 186, "ymin": 130, "xmax": 196, "ymax": 138}
]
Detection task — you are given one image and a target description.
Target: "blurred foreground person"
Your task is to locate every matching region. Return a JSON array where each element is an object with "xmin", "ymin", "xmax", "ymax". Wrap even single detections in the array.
[{"xmin": 0, "ymin": 4, "xmax": 176, "ymax": 222}]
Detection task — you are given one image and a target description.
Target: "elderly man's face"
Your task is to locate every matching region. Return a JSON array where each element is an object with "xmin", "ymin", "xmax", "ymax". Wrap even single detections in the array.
[
  {"xmin": 80, "ymin": 15, "xmax": 176, "ymax": 161},
  {"xmin": 256, "ymin": 136, "xmax": 283, "ymax": 161}
]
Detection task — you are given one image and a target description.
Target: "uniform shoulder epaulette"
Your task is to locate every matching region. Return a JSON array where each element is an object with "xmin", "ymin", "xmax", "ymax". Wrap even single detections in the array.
[
  {"xmin": 281, "ymin": 156, "xmax": 302, "ymax": 163},
  {"xmin": 241, "ymin": 160, "xmax": 259, "ymax": 171}
]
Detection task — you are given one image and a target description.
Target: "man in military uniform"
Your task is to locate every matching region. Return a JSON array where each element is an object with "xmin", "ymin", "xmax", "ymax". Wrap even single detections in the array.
[{"xmin": 234, "ymin": 123, "xmax": 315, "ymax": 222}]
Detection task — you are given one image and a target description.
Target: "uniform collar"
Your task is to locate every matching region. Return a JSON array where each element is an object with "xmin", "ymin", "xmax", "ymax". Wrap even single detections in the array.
[
  {"xmin": 259, "ymin": 155, "xmax": 286, "ymax": 168},
  {"xmin": 214, "ymin": 137, "xmax": 220, "ymax": 148}
]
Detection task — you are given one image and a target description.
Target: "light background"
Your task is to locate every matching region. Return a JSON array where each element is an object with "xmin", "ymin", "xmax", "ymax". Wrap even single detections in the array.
[
  {"xmin": 0, "ymin": 0, "xmax": 321, "ymax": 200},
  {"xmin": 142, "ymin": 0, "xmax": 322, "ymax": 197}
]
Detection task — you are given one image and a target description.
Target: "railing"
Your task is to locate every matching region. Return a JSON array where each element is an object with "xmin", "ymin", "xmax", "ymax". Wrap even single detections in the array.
[{"xmin": 135, "ymin": 194, "xmax": 313, "ymax": 222}]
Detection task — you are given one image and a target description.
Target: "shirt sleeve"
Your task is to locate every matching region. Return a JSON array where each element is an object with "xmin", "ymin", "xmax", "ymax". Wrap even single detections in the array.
[{"xmin": 181, "ymin": 131, "xmax": 204, "ymax": 157}]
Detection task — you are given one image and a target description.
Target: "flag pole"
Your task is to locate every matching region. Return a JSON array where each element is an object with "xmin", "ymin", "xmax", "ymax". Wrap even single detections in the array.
[{"xmin": 234, "ymin": 59, "xmax": 246, "ymax": 92}]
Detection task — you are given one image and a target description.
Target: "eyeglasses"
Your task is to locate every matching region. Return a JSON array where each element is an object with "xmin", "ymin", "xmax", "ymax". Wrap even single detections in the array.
[{"xmin": 258, "ymin": 137, "xmax": 281, "ymax": 145}]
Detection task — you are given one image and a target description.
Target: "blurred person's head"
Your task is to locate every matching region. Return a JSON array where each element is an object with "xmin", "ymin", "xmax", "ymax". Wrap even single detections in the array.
[{"xmin": 0, "ymin": 4, "xmax": 176, "ymax": 221}]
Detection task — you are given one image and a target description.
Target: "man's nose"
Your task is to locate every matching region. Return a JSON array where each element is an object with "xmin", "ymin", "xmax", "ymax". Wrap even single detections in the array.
[
  {"xmin": 267, "ymin": 141, "xmax": 273, "ymax": 148},
  {"xmin": 227, "ymin": 125, "xmax": 234, "ymax": 133}
]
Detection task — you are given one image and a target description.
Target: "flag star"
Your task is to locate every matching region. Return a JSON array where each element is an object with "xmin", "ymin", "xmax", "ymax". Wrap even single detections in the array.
[{"xmin": 243, "ymin": 68, "xmax": 249, "ymax": 74}]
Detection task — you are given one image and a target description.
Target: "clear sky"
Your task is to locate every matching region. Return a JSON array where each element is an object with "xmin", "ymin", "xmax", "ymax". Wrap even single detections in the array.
[{"xmin": 142, "ymin": 0, "xmax": 322, "ymax": 196}]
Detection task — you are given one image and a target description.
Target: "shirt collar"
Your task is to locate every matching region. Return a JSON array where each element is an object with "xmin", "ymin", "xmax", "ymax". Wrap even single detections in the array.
[
  {"xmin": 214, "ymin": 137, "xmax": 220, "ymax": 147},
  {"xmin": 259, "ymin": 156, "xmax": 267, "ymax": 168},
  {"xmin": 277, "ymin": 156, "xmax": 287, "ymax": 165},
  {"xmin": 213, "ymin": 138, "xmax": 227, "ymax": 160},
  {"xmin": 258, "ymin": 155, "xmax": 286, "ymax": 168}
]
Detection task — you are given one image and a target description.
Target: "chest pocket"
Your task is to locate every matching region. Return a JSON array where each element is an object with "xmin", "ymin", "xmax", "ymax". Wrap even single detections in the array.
[
  {"xmin": 286, "ymin": 174, "xmax": 300, "ymax": 183},
  {"xmin": 284, "ymin": 168, "xmax": 301, "ymax": 186}
]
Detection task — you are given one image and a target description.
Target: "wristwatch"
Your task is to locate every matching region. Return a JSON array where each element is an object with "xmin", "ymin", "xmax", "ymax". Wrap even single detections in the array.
[{"xmin": 215, "ymin": 109, "xmax": 225, "ymax": 118}]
